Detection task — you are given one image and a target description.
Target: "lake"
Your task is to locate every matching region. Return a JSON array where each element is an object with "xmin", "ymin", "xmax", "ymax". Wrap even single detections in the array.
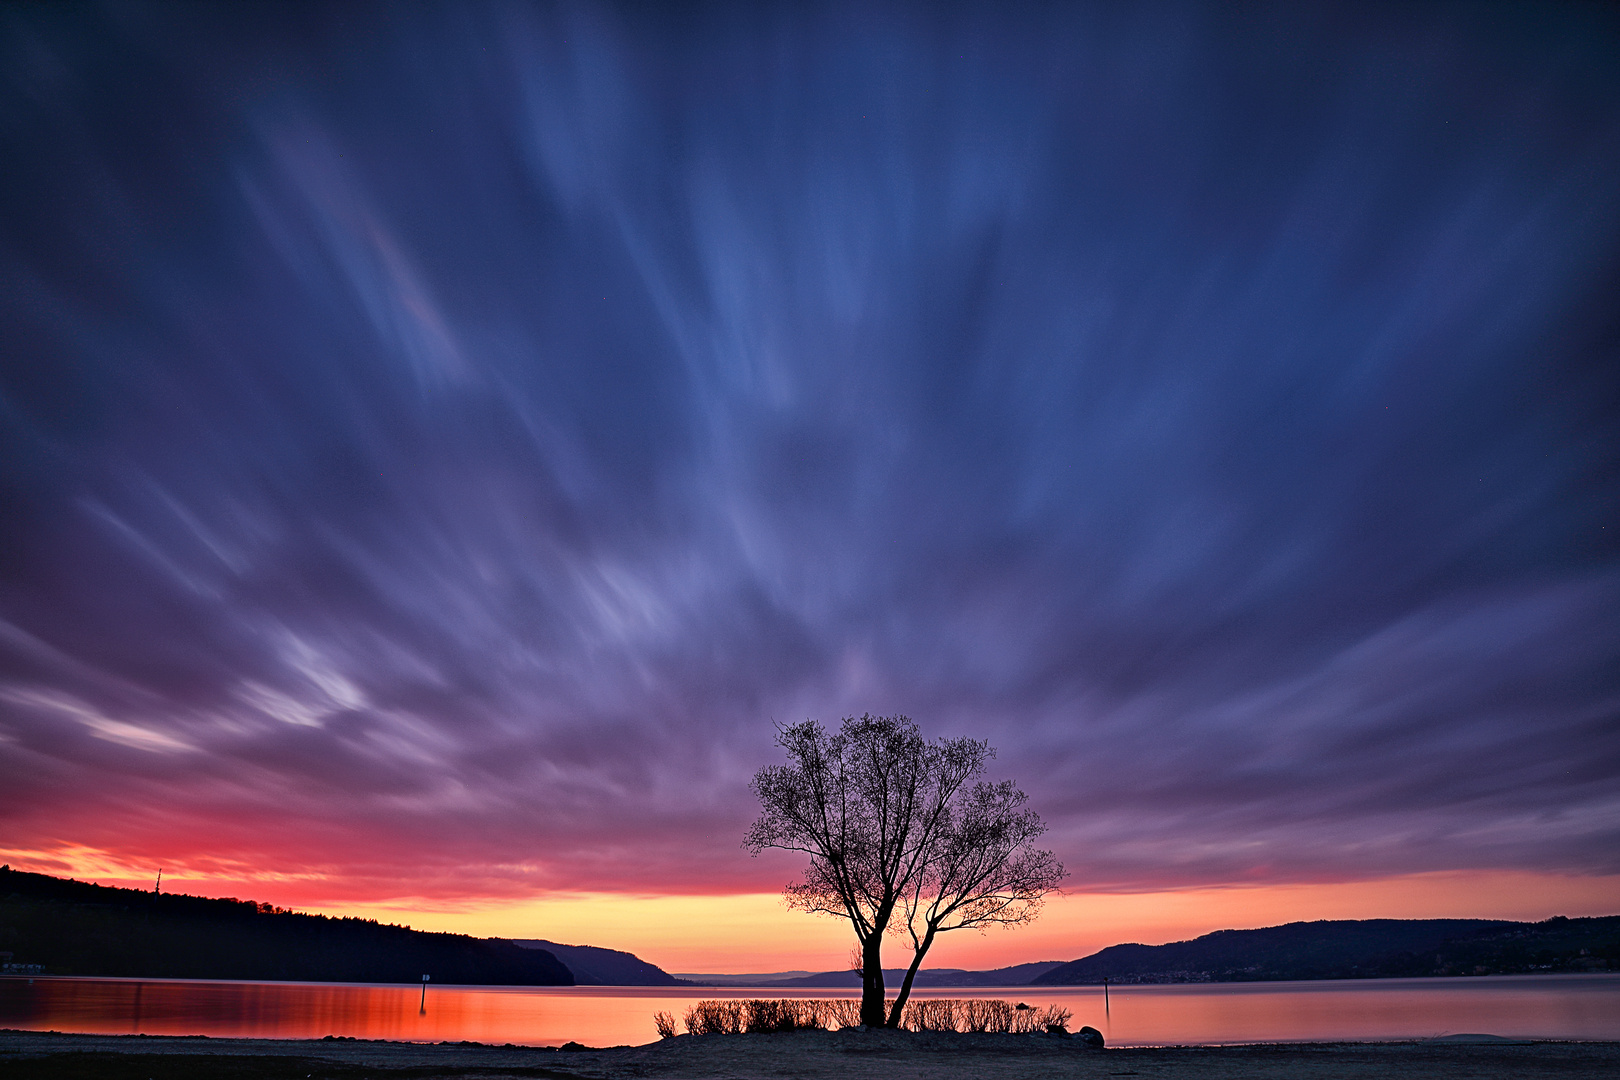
[{"xmin": 2, "ymin": 974, "xmax": 1616, "ymax": 1047}]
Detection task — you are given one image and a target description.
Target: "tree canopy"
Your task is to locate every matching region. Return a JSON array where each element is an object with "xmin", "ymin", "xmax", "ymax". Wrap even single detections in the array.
[{"xmin": 746, "ymin": 714, "xmax": 1063, "ymax": 1027}]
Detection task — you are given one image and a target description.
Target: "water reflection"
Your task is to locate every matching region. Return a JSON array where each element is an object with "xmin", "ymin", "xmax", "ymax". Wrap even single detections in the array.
[{"xmin": 1, "ymin": 975, "xmax": 1616, "ymax": 1047}]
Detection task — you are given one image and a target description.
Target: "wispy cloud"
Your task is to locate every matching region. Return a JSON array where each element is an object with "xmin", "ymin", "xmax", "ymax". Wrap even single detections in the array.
[{"xmin": 0, "ymin": 1, "xmax": 1616, "ymax": 904}]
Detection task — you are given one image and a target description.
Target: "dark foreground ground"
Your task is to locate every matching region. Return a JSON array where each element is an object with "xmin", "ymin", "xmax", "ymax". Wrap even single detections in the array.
[{"xmin": 5, "ymin": 1029, "xmax": 1619, "ymax": 1079}]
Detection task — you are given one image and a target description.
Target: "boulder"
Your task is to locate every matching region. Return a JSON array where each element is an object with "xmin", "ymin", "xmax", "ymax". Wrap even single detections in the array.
[{"xmin": 1074, "ymin": 1026, "xmax": 1104, "ymax": 1048}]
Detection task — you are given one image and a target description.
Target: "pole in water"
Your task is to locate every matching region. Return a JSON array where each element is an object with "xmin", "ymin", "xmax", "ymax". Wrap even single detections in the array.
[
  {"xmin": 1103, "ymin": 977, "xmax": 1110, "ymax": 1016},
  {"xmin": 420, "ymin": 974, "xmax": 430, "ymax": 1013}
]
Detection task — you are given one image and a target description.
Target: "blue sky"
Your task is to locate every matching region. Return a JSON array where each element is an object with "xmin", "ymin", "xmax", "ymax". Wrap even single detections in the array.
[{"xmin": 1, "ymin": 1, "xmax": 1617, "ymax": 913}]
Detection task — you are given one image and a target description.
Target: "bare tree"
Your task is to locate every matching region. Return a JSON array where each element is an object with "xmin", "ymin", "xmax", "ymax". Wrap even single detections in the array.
[
  {"xmin": 745, "ymin": 714, "xmax": 1063, "ymax": 1028},
  {"xmin": 887, "ymin": 779, "xmax": 1063, "ymax": 1022}
]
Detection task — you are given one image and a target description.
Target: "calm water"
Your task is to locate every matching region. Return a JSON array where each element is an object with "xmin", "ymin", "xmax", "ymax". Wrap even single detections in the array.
[{"xmin": 2, "ymin": 974, "xmax": 1616, "ymax": 1047}]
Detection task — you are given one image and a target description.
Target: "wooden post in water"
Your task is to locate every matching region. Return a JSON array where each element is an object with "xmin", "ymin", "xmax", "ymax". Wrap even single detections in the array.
[
  {"xmin": 1103, "ymin": 977, "xmax": 1110, "ymax": 1016},
  {"xmin": 420, "ymin": 974, "xmax": 429, "ymax": 1013}
]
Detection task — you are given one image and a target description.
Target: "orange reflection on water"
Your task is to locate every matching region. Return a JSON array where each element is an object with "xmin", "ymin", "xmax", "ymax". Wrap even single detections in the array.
[
  {"xmin": 3, "ymin": 976, "xmax": 1618, "ymax": 1047},
  {"xmin": 0, "ymin": 978, "xmax": 701, "ymax": 1046}
]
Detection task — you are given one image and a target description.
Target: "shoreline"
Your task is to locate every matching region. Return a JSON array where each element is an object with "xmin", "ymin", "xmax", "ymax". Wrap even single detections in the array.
[{"xmin": 6, "ymin": 1028, "xmax": 1620, "ymax": 1079}]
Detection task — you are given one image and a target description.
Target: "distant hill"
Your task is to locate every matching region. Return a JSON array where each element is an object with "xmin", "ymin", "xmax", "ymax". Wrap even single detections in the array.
[
  {"xmin": 673, "ymin": 970, "xmax": 815, "ymax": 985},
  {"xmin": 692, "ymin": 960, "xmax": 1066, "ymax": 987},
  {"xmin": 1036, "ymin": 916, "xmax": 1620, "ymax": 984},
  {"xmin": 0, "ymin": 866, "xmax": 572, "ymax": 985},
  {"xmin": 510, "ymin": 938, "xmax": 686, "ymax": 984},
  {"xmin": 934, "ymin": 961, "xmax": 1068, "ymax": 986}
]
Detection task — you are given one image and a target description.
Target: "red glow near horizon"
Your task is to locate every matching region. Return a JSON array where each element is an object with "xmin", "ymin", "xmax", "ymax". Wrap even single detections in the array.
[{"xmin": 8, "ymin": 842, "xmax": 1616, "ymax": 974}]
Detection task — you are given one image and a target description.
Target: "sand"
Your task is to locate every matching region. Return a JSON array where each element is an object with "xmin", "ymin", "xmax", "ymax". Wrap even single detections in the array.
[{"xmin": 5, "ymin": 1027, "xmax": 1619, "ymax": 1079}]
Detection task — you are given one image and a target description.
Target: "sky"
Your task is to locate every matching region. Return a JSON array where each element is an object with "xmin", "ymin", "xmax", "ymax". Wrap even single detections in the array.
[{"xmin": 2, "ymin": 1, "xmax": 1619, "ymax": 973}]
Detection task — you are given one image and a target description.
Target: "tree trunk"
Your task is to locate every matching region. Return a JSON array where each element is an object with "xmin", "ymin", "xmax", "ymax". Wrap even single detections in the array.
[
  {"xmin": 859, "ymin": 934, "xmax": 887, "ymax": 1027},
  {"xmin": 886, "ymin": 926, "xmax": 936, "ymax": 1027}
]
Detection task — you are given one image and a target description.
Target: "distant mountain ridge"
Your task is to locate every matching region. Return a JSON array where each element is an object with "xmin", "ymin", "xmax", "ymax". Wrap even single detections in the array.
[
  {"xmin": 1035, "ymin": 916, "xmax": 1620, "ymax": 984},
  {"xmin": 0, "ymin": 866, "xmax": 572, "ymax": 985},
  {"xmin": 673, "ymin": 970, "xmax": 815, "ymax": 985},
  {"xmin": 681, "ymin": 961, "xmax": 1066, "ymax": 987},
  {"xmin": 510, "ymin": 938, "xmax": 686, "ymax": 985},
  {"xmin": 13, "ymin": 864, "xmax": 1613, "ymax": 989}
]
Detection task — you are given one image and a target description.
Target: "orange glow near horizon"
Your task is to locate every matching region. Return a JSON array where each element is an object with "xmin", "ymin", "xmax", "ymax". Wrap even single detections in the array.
[
  {"xmin": 314, "ymin": 871, "xmax": 1620, "ymax": 973},
  {"xmin": 12, "ymin": 842, "xmax": 1615, "ymax": 975}
]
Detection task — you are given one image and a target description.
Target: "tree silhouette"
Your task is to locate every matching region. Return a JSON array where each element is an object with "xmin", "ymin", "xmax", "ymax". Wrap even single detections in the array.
[{"xmin": 745, "ymin": 714, "xmax": 1063, "ymax": 1028}]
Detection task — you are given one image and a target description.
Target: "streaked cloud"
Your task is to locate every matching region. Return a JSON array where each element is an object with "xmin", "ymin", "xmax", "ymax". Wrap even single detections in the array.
[{"xmin": 0, "ymin": 1, "xmax": 1616, "ymax": 908}]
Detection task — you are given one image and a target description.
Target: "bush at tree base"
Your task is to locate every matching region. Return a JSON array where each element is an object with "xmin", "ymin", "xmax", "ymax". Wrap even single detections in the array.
[{"xmin": 669, "ymin": 998, "xmax": 1071, "ymax": 1035}]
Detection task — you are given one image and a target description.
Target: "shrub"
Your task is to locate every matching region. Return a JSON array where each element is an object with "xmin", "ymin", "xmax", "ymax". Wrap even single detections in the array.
[
  {"xmin": 901, "ymin": 997, "xmax": 953, "ymax": 1031},
  {"xmin": 671, "ymin": 998, "xmax": 863, "ymax": 1035},
  {"xmin": 743, "ymin": 998, "xmax": 803, "ymax": 1032},
  {"xmin": 891, "ymin": 998, "xmax": 1075, "ymax": 1034},
  {"xmin": 821, "ymin": 997, "xmax": 863, "ymax": 1029},
  {"xmin": 959, "ymin": 997, "xmax": 1014, "ymax": 1032},
  {"xmin": 662, "ymin": 996, "xmax": 1070, "ymax": 1036},
  {"xmin": 682, "ymin": 999, "xmax": 744, "ymax": 1035},
  {"xmin": 1037, "ymin": 1004, "xmax": 1073, "ymax": 1034}
]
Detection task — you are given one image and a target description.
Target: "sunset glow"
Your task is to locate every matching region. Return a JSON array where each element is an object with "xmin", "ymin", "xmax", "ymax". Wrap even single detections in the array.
[
  {"xmin": 321, "ymin": 873, "xmax": 1620, "ymax": 974},
  {"xmin": 8, "ymin": 841, "xmax": 1615, "ymax": 973}
]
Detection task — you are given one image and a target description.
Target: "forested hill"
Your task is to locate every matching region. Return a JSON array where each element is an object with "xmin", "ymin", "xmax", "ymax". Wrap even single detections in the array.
[
  {"xmin": 0, "ymin": 866, "xmax": 572, "ymax": 985},
  {"xmin": 1036, "ymin": 916, "xmax": 1620, "ymax": 984},
  {"xmin": 510, "ymin": 939, "xmax": 686, "ymax": 985}
]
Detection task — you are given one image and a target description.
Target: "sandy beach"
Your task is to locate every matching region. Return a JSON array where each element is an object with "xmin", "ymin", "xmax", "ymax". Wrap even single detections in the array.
[{"xmin": 5, "ymin": 1028, "xmax": 1620, "ymax": 1079}]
